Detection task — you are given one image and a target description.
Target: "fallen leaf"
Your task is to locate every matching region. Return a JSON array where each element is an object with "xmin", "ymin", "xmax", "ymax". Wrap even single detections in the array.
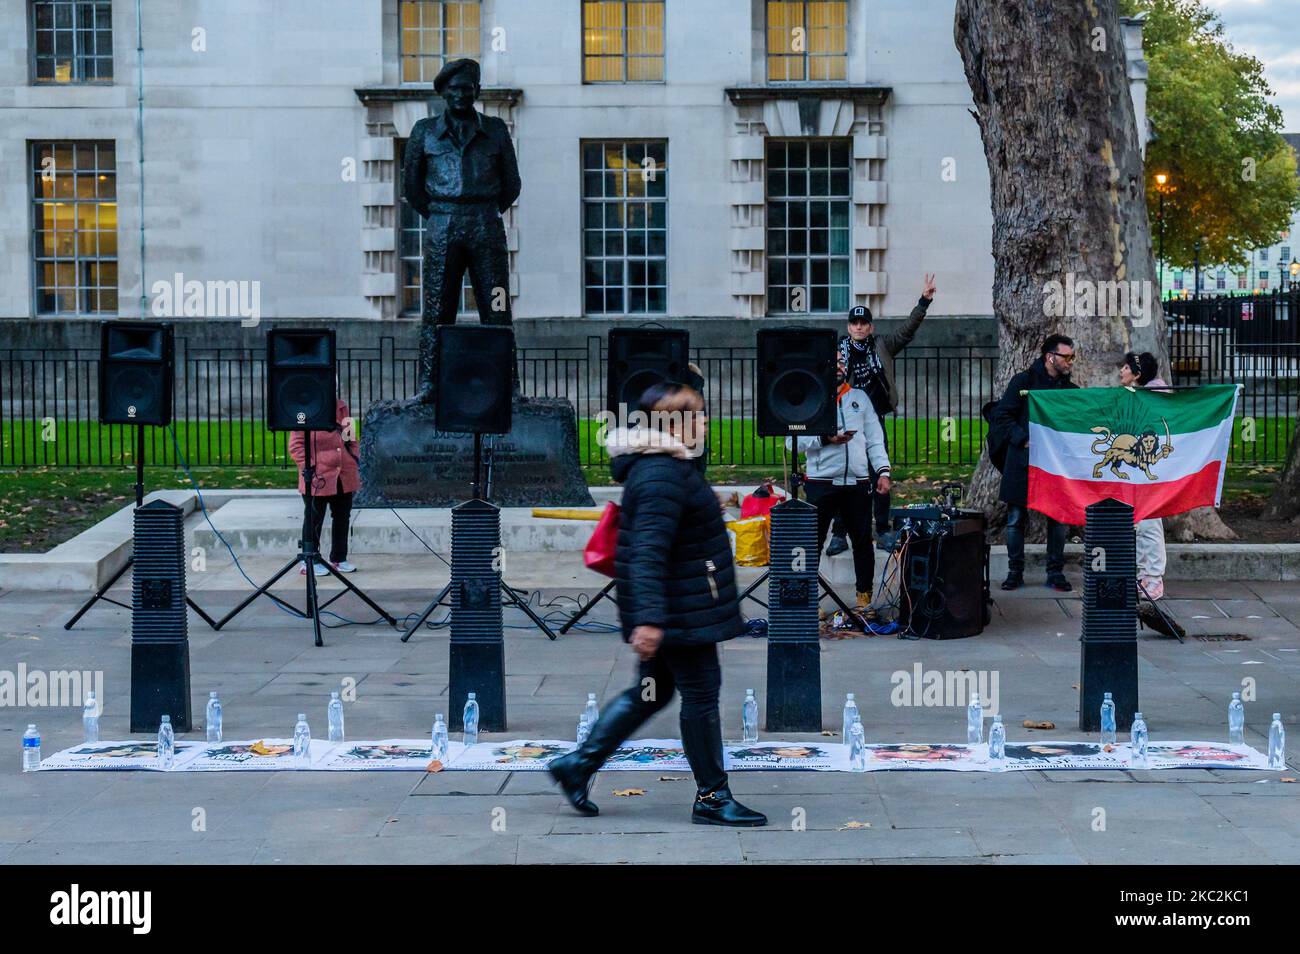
[
  {"xmin": 1282, "ymin": 777, "xmax": 1296, "ymax": 783},
  {"xmin": 1071, "ymin": 684, "xmax": 1079, "ymax": 690},
  {"xmin": 821, "ymin": 730, "xmax": 836, "ymax": 737},
  {"xmin": 839, "ymin": 821, "xmax": 872, "ymax": 830},
  {"xmin": 426, "ymin": 760, "xmax": 444, "ymax": 772},
  {"xmin": 1102, "ymin": 743, "xmax": 1116, "ymax": 753},
  {"xmin": 1023, "ymin": 720, "xmax": 1056, "ymax": 731},
  {"xmin": 657, "ymin": 775, "xmax": 689, "ymax": 782},
  {"xmin": 612, "ymin": 788, "xmax": 645, "ymax": 797}
]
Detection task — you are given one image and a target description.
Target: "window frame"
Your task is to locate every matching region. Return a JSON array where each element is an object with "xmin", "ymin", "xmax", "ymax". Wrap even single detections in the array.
[
  {"xmin": 29, "ymin": 0, "xmax": 114, "ymax": 86},
  {"xmin": 398, "ymin": 0, "xmax": 483, "ymax": 87},
  {"xmin": 580, "ymin": 139, "xmax": 669, "ymax": 317},
  {"xmin": 764, "ymin": 137, "xmax": 853, "ymax": 317},
  {"xmin": 764, "ymin": 0, "xmax": 849, "ymax": 85},
  {"xmin": 30, "ymin": 139, "xmax": 119, "ymax": 318},
  {"xmin": 581, "ymin": 0, "xmax": 667, "ymax": 85}
]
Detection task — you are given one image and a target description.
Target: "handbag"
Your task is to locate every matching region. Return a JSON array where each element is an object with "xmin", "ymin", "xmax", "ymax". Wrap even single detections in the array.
[
  {"xmin": 740, "ymin": 480, "xmax": 787, "ymax": 519},
  {"xmin": 583, "ymin": 501, "xmax": 621, "ymax": 577}
]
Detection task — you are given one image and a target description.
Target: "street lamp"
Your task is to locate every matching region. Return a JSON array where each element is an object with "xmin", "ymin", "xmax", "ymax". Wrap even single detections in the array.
[
  {"xmin": 1291, "ymin": 258, "xmax": 1299, "ymax": 292},
  {"xmin": 1193, "ymin": 238, "xmax": 1202, "ymax": 302},
  {"xmin": 1154, "ymin": 173, "xmax": 1169, "ymax": 298}
]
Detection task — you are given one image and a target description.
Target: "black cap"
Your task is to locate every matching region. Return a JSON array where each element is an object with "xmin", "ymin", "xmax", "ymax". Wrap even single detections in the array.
[
  {"xmin": 848, "ymin": 305, "xmax": 873, "ymax": 323},
  {"xmin": 434, "ymin": 58, "xmax": 481, "ymax": 93}
]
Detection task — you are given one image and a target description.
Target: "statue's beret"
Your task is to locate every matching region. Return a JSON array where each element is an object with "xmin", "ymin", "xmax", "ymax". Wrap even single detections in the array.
[{"xmin": 434, "ymin": 58, "xmax": 481, "ymax": 93}]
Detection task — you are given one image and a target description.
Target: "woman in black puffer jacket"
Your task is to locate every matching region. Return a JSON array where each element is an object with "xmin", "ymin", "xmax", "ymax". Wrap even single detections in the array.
[{"xmin": 547, "ymin": 382, "xmax": 767, "ymax": 828}]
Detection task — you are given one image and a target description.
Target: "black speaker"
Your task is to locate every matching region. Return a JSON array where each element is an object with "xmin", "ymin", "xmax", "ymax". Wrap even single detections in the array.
[
  {"xmin": 99, "ymin": 321, "xmax": 173, "ymax": 426},
  {"xmin": 756, "ymin": 328, "xmax": 837, "ymax": 437},
  {"xmin": 893, "ymin": 511, "xmax": 990, "ymax": 639},
  {"xmin": 266, "ymin": 329, "xmax": 337, "ymax": 431},
  {"xmin": 435, "ymin": 325, "xmax": 514, "ymax": 435},
  {"xmin": 606, "ymin": 329, "xmax": 690, "ymax": 413}
]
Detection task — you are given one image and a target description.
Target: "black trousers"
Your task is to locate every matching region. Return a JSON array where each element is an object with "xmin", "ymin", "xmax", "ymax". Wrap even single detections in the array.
[
  {"xmin": 584, "ymin": 642, "xmax": 727, "ymax": 793},
  {"xmin": 1004, "ymin": 504, "xmax": 1066, "ymax": 576},
  {"xmin": 805, "ymin": 481, "xmax": 875, "ymax": 593},
  {"xmin": 830, "ymin": 416, "xmax": 891, "ymax": 536},
  {"xmin": 304, "ymin": 492, "xmax": 352, "ymax": 563}
]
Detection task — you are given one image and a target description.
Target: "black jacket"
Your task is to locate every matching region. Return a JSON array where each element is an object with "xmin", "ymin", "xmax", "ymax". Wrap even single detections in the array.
[
  {"xmin": 992, "ymin": 357, "xmax": 1078, "ymax": 506},
  {"xmin": 837, "ymin": 296, "xmax": 932, "ymax": 414},
  {"xmin": 610, "ymin": 451, "xmax": 742, "ymax": 647},
  {"xmin": 402, "ymin": 110, "xmax": 521, "ymax": 216}
]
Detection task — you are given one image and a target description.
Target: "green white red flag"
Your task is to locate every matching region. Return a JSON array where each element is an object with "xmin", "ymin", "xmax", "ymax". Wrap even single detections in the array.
[{"xmin": 1027, "ymin": 384, "xmax": 1239, "ymax": 524}]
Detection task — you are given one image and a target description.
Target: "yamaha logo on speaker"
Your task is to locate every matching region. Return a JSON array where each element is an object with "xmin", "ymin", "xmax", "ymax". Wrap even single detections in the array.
[
  {"xmin": 788, "ymin": 424, "xmax": 806, "ymax": 430},
  {"xmin": 127, "ymin": 405, "xmax": 137, "ymax": 418},
  {"xmin": 297, "ymin": 411, "xmax": 306, "ymax": 424}
]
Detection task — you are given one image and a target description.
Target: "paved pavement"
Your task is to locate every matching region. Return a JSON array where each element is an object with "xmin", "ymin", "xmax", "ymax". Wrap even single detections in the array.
[{"xmin": 1, "ymin": 551, "xmax": 1297, "ymax": 865}]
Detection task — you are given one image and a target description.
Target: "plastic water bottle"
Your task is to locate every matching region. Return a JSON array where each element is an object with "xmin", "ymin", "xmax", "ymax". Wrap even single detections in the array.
[
  {"xmin": 157, "ymin": 715, "xmax": 175, "ymax": 769},
  {"xmin": 988, "ymin": 714, "xmax": 1006, "ymax": 767},
  {"xmin": 1100, "ymin": 692, "xmax": 1116, "ymax": 747},
  {"xmin": 1268, "ymin": 713, "xmax": 1285, "ymax": 770},
  {"xmin": 583, "ymin": 693, "xmax": 600, "ymax": 729},
  {"xmin": 842, "ymin": 693, "xmax": 860, "ymax": 745},
  {"xmin": 82, "ymin": 691, "xmax": 99, "ymax": 744},
  {"xmin": 463, "ymin": 693, "xmax": 480, "ymax": 746},
  {"xmin": 327, "ymin": 691, "xmax": 345, "ymax": 743},
  {"xmin": 22, "ymin": 725, "xmax": 40, "ymax": 773},
  {"xmin": 1228, "ymin": 692, "xmax": 1244, "ymax": 745},
  {"xmin": 206, "ymin": 692, "xmax": 222, "ymax": 744},
  {"xmin": 293, "ymin": 713, "xmax": 311, "ymax": 766},
  {"xmin": 742, "ymin": 689, "xmax": 759, "ymax": 744},
  {"xmin": 431, "ymin": 713, "xmax": 448, "ymax": 762},
  {"xmin": 1130, "ymin": 712, "xmax": 1149, "ymax": 768},
  {"xmin": 967, "ymin": 692, "xmax": 983, "ymax": 744},
  {"xmin": 849, "ymin": 718, "xmax": 867, "ymax": 771},
  {"xmin": 576, "ymin": 714, "xmax": 591, "ymax": 746}
]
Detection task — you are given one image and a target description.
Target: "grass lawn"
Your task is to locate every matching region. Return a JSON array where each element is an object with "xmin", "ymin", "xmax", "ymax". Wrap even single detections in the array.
[
  {"xmin": 0, "ymin": 459, "xmax": 1283, "ymax": 553},
  {"xmin": 6, "ymin": 415, "xmax": 1290, "ymax": 470}
]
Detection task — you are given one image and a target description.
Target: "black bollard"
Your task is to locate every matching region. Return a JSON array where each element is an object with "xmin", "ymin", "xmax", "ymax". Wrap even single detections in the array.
[
  {"xmin": 1079, "ymin": 498, "xmax": 1139, "ymax": 733},
  {"xmin": 765, "ymin": 498, "xmax": 822, "ymax": 732},
  {"xmin": 448, "ymin": 498, "xmax": 506, "ymax": 732},
  {"xmin": 130, "ymin": 500, "xmax": 192, "ymax": 732}
]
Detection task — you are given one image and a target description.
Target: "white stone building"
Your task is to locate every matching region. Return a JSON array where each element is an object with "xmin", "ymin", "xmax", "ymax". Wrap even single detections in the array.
[{"xmin": 0, "ymin": 0, "xmax": 1150, "ymax": 340}]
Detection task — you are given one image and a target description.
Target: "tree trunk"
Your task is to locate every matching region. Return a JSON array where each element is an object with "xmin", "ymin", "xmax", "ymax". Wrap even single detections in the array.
[
  {"xmin": 953, "ymin": 1, "xmax": 1241, "ymax": 539},
  {"xmin": 1261, "ymin": 434, "xmax": 1300, "ymax": 522}
]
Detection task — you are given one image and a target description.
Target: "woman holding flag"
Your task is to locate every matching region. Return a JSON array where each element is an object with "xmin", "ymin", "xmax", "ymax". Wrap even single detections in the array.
[{"xmin": 1120, "ymin": 352, "xmax": 1171, "ymax": 601}]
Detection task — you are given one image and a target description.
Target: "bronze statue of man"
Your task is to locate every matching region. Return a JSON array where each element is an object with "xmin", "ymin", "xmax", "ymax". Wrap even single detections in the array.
[{"xmin": 402, "ymin": 58, "xmax": 521, "ymax": 402}]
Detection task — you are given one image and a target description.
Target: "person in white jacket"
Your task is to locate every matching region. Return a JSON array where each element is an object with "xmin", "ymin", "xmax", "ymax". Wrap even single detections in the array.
[
  {"xmin": 1120, "ymin": 352, "xmax": 1170, "ymax": 600},
  {"xmin": 785, "ymin": 384, "xmax": 892, "ymax": 614}
]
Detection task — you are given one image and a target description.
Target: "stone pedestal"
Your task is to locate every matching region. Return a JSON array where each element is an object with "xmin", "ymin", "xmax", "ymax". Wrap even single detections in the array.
[{"xmin": 355, "ymin": 396, "xmax": 594, "ymax": 509}]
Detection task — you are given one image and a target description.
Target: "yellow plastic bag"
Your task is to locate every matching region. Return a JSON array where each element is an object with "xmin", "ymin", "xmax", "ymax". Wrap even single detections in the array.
[{"xmin": 731, "ymin": 515, "xmax": 770, "ymax": 567}]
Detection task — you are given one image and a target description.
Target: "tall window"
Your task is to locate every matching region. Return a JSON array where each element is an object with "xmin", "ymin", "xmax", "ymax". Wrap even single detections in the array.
[
  {"xmin": 1259, "ymin": 271, "xmax": 1269, "ymax": 289},
  {"xmin": 1238, "ymin": 270, "xmax": 1248, "ymax": 290},
  {"xmin": 583, "ymin": 141, "xmax": 667, "ymax": 315},
  {"xmin": 396, "ymin": 139, "xmax": 473, "ymax": 315},
  {"xmin": 400, "ymin": 0, "xmax": 480, "ymax": 84},
  {"xmin": 30, "ymin": 0, "xmax": 113, "ymax": 83},
  {"xmin": 1216, "ymin": 268, "xmax": 1226, "ymax": 290},
  {"xmin": 766, "ymin": 1, "xmax": 847, "ymax": 82},
  {"xmin": 1173, "ymin": 270, "xmax": 1183, "ymax": 291},
  {"xmin": 31, "ymin": 141, "xmax": 117, "ymax": 316},
  {"xmin": 766, "ymin": 140, "xmax": 850, "ymax": 315},
  {"xmin": 582, "ymin": 1, "xmax": 665, "ymax": 83}
]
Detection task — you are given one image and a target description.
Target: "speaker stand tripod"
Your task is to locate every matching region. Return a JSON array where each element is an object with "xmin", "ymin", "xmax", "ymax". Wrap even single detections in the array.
[
  {"xmin": 65, "ymin": 424, "xmax": 218, "ymax": 631},
  {"xmin": 401, "ymin": 433, "xmax": 556, "ymax": 642},
  {"xmin": 213, "ymin": 433, "xmax": 396, "ymax": 647}
]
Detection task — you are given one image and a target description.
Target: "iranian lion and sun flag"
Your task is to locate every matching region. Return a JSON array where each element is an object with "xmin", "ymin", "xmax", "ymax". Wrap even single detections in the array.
[{"xmin": 1027, "ymin": 384, "xmax": 1240, "ymax": 524}]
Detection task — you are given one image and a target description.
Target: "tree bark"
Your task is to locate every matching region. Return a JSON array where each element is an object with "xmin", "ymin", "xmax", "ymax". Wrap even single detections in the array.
[
  {"xmin": 954, "ymin": 0, "xmax": 1236, "ymax": 539},
  {"xmin": 1261, "ymin": 435, "xmax": 1300, "ymax": 523}
]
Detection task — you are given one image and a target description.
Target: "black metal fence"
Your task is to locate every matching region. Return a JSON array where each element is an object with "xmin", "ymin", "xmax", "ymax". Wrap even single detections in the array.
[
  {"xmin": 2, "ymin": 301, "xmax": 1295, "ymax": 471},
  {"xmin": 1165, "ymin": 288, "xmax": 1299, "ymax": 464}
]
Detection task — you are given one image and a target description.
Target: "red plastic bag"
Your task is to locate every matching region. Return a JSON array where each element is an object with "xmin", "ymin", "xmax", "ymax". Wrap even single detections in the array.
[
  {"xmin": 583, "ymin": 502, "xmax": 621, "ymax": 577},
  {"xmin": 740, "ymin": 480, "xmax": 787, "ymax": 520}
]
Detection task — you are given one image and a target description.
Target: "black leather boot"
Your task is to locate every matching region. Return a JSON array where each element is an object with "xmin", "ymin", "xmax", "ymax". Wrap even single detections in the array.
[
  {"xmin": 680, "ymin": 711, "xmax": 767, "ymax": 828},
  {"xmin": 547, "ymin": 692, "xmax": 652, "ymax": 817}
]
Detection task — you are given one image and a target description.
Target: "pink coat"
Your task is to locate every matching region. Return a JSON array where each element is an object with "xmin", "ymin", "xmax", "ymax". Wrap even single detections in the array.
[{"xmin": 288, "ymin": 400, "xmax": 360, "ymax": 497}]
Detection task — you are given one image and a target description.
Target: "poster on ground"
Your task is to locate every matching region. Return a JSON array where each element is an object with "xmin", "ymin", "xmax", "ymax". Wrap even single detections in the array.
[
  {"xmin": 726, "ymin": 741, "xmax": 848, "ymax": 771},
  {"xmin": 180, "ymin": 739, "xmax": 335, "ymax": 771},
  {"xmin": 318, "ymin": 740, "xmax": 467, "ymax": 771},
  {"xmin": 38, "ymin": 740, "xmax": 205, "ymax": 771}
]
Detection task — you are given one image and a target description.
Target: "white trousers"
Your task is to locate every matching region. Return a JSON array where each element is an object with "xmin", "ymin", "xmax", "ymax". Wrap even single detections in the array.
[{"xmin": 1136, "ymin": 517, "xmax": 1166, "ymax": 599}]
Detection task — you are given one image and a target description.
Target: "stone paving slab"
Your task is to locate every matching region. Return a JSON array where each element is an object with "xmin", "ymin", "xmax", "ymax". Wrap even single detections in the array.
[{"xmin": 1, "ymin": 575, "xmax": 1298, "ymax": 865}]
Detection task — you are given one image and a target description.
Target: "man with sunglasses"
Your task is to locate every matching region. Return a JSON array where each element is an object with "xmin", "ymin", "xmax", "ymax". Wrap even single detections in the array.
[{"xmin": 991, "ymin": 333, "xmax": 1078, "ymax": 591}]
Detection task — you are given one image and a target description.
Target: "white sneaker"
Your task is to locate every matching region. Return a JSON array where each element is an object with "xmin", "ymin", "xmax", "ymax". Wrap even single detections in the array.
[
  {"xmin": 300, "ymin": 561, "xmax": 328, "ymax": 577},
  {"xmin": 332, "ymin": 560, "xmax": 357, "ymax": 573}
]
